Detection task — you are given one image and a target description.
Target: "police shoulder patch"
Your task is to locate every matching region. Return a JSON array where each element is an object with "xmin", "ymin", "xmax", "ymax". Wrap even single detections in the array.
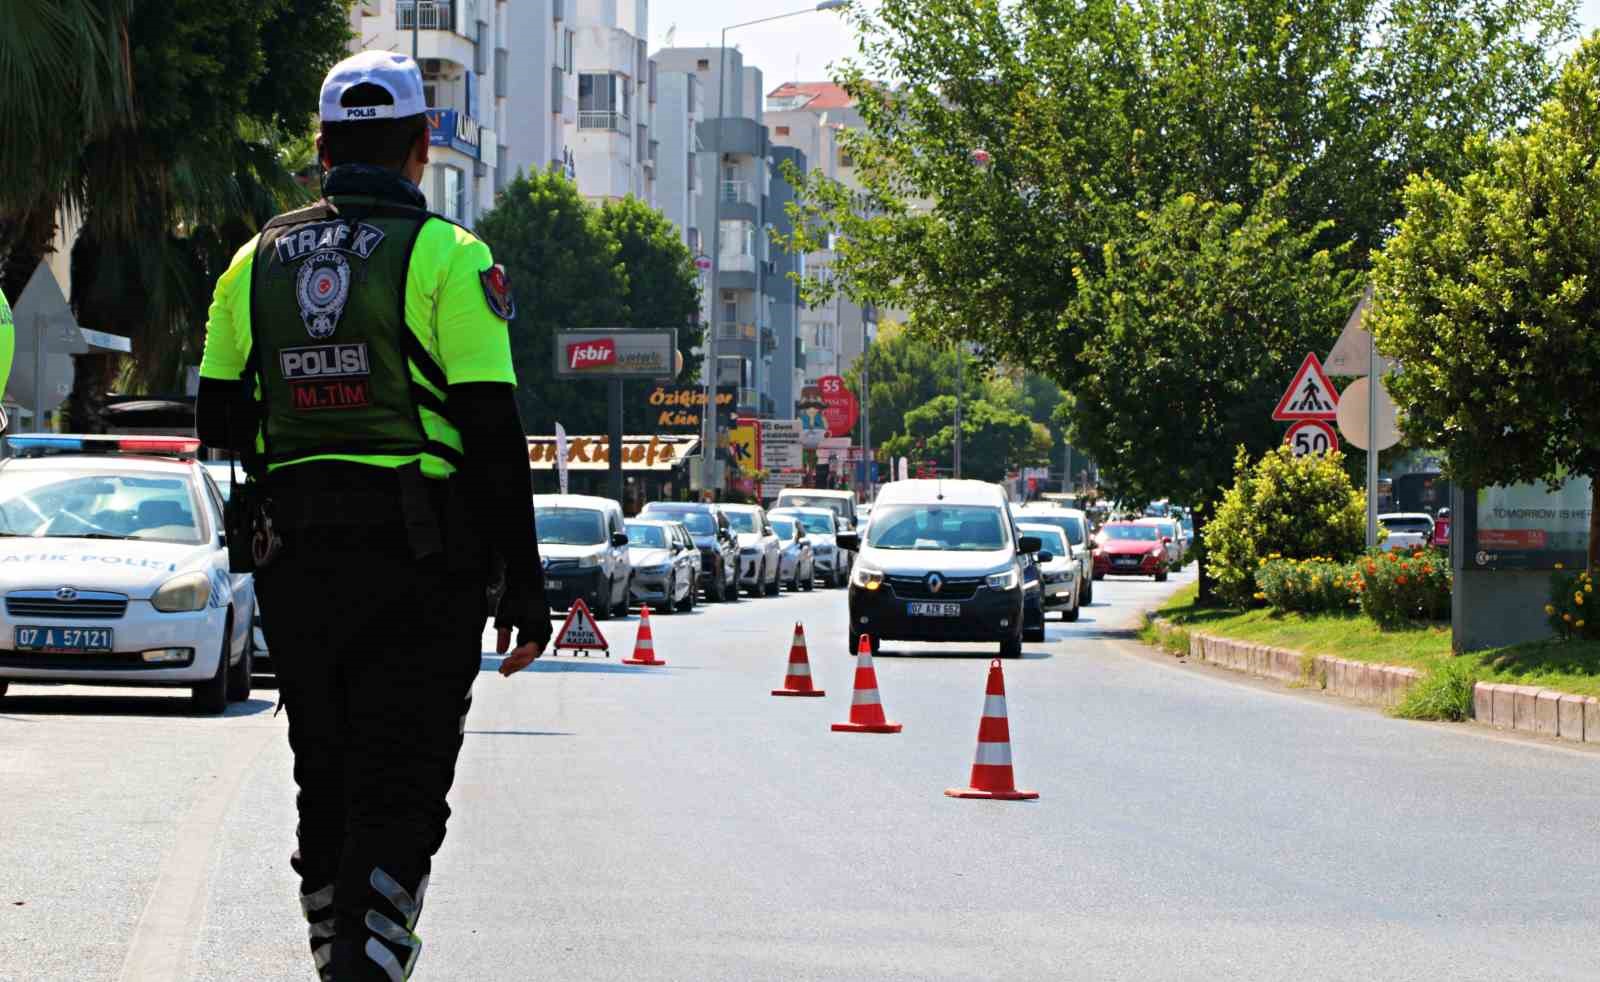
[{"xmin": 480, "ymin": 264, "xmax": 516, "ymax": 321}]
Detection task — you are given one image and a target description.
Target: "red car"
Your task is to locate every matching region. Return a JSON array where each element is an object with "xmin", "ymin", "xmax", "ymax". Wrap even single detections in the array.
[{"xmin": 1093, "ymin": 522, "xmax": 1170, "ymax": 581}]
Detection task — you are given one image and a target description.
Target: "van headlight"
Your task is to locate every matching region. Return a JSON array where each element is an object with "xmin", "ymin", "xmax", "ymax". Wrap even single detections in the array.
[
  {"xmin": 151, "ymin": 572, "xmax": 212, "ymax": 613},
  {"xmin": 577, "ymin": 554, "xmax": 601, "ymax": 569},
  {"xmin": 985, "ymin": 568, "xmax": 1019, "ymax": 591},
  {"xmin": 851, "ymin": 564, "xmax": 884, "ymax": 590}
]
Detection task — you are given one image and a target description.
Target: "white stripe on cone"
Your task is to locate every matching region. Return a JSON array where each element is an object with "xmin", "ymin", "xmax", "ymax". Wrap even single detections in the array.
[
  {"xmin": 973, "ymin": 742, "xmax": 1013, "ymax": 766},
  {"xmin": 983, "ymin": 695, "xmax": 1008, "ymax": 717},
  {"xmin": 851, "ymin": 688, "xmax": 881, "ymax": 705},
  {"xmin": 786, "ymin": 662, "xmax": 811, "ymax": 676}
]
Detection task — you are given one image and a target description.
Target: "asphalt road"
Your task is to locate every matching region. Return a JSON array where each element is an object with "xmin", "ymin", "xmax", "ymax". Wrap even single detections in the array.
[{"xmin": 3, "ymin": 566, "xmax": 1598, "ymax": 981}]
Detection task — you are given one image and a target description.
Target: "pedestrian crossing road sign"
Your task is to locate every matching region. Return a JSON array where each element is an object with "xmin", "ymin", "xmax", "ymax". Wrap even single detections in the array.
[
  {"xmin": 552, "ymin": 598, "xmax": 609, "ymax": 656},
  {"xmin": 1272, "ymin": 352, "xmax": 1340, "ymax": 421}
]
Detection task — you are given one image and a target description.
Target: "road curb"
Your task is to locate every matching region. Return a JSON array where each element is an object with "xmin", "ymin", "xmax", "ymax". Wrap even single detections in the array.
[{"xmin": 1146, "ymin": 618, "xmax": 1600, "ymax": 743}]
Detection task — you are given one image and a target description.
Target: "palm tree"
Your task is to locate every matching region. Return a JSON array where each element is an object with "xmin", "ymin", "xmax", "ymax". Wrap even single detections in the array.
[{"xmin": 0, "ymin": 0, "xmax": 133, "ymax": 299}]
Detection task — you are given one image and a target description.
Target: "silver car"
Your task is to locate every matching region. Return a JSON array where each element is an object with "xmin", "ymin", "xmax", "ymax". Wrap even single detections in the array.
[
  {"xmin": 768, "ymin": 514, "xmax": 815, "ymax": 592},
  {"xmin": 770, "ymin": 506, "xmax": 851, "ymax": 588},
  {"xmin": 1018, "ymin": 523, "xmax": 1080, "ymax": 622},
  {"xmin": 721, "ymin": 504, "xmax": 782, "ymax": 597},
  {"xmin": 625, "ymin": 519, "xmax": 698, "ymax": 614}
]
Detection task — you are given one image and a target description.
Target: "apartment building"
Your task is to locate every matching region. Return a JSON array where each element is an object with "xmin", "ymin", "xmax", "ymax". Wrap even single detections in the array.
[
  {"xmin": 566, "ymin": 0, "xmax": 655, "ymax": 205},
  {"xmin": 502, "ymin": 0, "xmax": 577, "ymax": 184},
  {"xmin": 768, "ymin": 81, "xmax": 878, "ymax": 378},
  {"xmin": 653, "ymin": 68, "xmax": 705, "ymax": 314},
  {"xmin": 352, "ymin": 0, "xmax": 507, "ymax": 225},
  {"xmin": 655, "ymin": 47, "xmax": 808, "ymax": 419}
]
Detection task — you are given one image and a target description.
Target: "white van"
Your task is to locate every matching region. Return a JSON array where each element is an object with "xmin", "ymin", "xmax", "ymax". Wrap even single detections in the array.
[
  {"xmin": 774, "ymin": 488, "xmax": 860, "ymax": 530},
  {"xmin": 533, "ymin": 494, "xmax": 633, "ymax": 619}
]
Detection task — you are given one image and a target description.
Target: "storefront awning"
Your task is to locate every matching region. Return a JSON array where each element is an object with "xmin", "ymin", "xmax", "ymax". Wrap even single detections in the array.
[{"xmin": 526, "ymin": 435, "xmax": 699, "ymax": 471}]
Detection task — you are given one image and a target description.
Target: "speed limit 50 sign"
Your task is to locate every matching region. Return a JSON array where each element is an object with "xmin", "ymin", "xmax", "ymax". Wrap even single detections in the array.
[{"xmin": 1285, "ymin": 419, "xmax": 1339, "ymax": 456}]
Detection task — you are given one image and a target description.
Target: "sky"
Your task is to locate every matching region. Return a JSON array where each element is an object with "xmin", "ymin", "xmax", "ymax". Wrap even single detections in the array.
[{"xmin": 649, "ymin": 0, "xmax": 1600, "ymax": 104}]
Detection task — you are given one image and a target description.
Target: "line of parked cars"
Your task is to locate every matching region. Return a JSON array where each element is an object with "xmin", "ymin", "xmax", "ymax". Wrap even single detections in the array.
[{"xmin": 530, "ymin": 487, "xmax": 862, "ymax": 619}]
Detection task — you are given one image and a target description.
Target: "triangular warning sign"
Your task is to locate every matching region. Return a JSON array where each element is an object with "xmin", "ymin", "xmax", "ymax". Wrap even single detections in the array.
[
  {"xmin": 1273, "ymin": 352, "xmax": 1340, "ymax": 421},
  {"xmin": 552, "ymin": 598, "xmax": 609, "ymax": 655}
]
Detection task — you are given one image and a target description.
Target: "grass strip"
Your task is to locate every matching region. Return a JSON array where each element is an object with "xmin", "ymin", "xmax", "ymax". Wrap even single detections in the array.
[{"xmin": 1146, "ymin": 583, "xmax": 1600, "ymax": 703}]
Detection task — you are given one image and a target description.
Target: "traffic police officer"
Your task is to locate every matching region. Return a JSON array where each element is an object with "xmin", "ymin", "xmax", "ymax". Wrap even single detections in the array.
[{"xmin": 196, "ymin": 51, "xmax": 550, "ymax": 981}]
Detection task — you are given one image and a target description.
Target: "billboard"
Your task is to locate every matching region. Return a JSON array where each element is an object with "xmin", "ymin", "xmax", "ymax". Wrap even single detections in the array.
[
  {"xmin": 760, "ymin": 420, "xmax": 804, "ymax": 469},
  {"xmin": 646, "ymin": 384, "xmax": 738, "ymax": 431},
  {"xmin": 554, "ymin": 329, "xmax": 678, "ymax": 379}
]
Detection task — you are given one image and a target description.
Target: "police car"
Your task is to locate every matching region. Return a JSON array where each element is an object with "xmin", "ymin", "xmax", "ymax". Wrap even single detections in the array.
[{"xmin": 0, "ymin": 436, "xmax": 256, "ymax": 714}]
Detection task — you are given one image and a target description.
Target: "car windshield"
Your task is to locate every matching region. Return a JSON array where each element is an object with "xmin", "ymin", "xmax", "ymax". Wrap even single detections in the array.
[
  {"xmin": 625, "ymin": 523, "xmax": 668, "ymax": 548},
  {"xmin": 1024, "ymin": 528, "xmax": 1067, "ymax": 555},
  {"xmin": 0, "ymin": 468, "xmax": 204, "ymax": 544},
  {"xmin": 535, "ymin": 508, "xmax": 606, "ymax": 545},
  {"xmin": 866, "ymin": 505, "xmax": 1008, "ymax": 551},
  {"xmin": 781, "ymin": 512, "xmax": 834, "ymax": 535},
  {"xmin": 724, "ymin": 511, "xmax": 759, "ymax": 533},
  {"xmin": 1024, "ymin": 513, "xmax": 1084, "ymax": 545},
  {"xmin": 646, "ymin": 508, "xmax": 718, "ymax": 534},
  {"xmin": 778, "ymin": 495, "xmax": 847, "ymax": 518},
  {"xmin": 770, "ymin": 517, "xmax": 797, "ymax": 541},
  {"xmin": 1104, "ymin": 524, "xmax": 1159, "ymax": 541},
  {"xmin": 1141, "ymin": 521, "xmax": 1177, "ymax": 537}
]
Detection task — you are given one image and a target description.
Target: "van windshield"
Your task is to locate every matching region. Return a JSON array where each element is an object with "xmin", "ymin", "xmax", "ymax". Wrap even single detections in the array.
[
  {"xmin": 866, "ymin": 504, "xmax": 1008, "ymax": 551},
  {"xmin": 535, "ymin": 508, "xmax": 607, "ymax": 545},
  {"xmin": 778, "ymin": 494, "xmax": 848, "ymax": 519}
]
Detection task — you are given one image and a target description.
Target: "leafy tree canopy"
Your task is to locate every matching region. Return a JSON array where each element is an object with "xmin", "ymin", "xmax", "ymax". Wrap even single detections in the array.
[{"xmin": 1371, "ymin": 31, "xmax": 1600, "ymax": 565}]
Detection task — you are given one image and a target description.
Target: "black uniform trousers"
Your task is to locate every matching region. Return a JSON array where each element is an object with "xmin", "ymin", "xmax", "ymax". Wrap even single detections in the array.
[{"xmin": 255, "ymin": 475, "xmax": 485, "ymax": 982}]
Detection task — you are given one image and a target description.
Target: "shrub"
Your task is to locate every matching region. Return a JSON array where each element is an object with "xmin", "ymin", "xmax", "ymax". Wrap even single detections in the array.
[
  {"xmin": 1545, "ymin": 568, "xmax": 1598, "ymax": 641},
  {"xmin": 1206, "ymin": 446, "xmax": 1368, "ymax": 606},
  {"xmin": 1351, "ymin": 547, "xmax": 1451, "ymax": 627},
  {"xmin": 1254, "ymin": 557, "xmax": 1358, "ymax": 613},
  {"xmin": 1392, "ymin": 656, "xmax": 1479, "ymax": 721}
]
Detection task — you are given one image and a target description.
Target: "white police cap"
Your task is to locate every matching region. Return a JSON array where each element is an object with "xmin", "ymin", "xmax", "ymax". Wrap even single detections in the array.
[{"xmin": 319, "ymin": 50, "xmax": 428, "ymax": 122}]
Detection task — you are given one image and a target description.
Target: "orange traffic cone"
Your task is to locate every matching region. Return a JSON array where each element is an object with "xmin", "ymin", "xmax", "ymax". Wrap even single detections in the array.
[
  {"xmin": 623, "ymin": 605, "xmax": 666, "ymax": 666},
  {"xmin": 831, "ymin": 635, "xmax": 901, "ymax": 733},
  {"xmin": 946, "ymin": 659, "xmax": 1037, "ymax": 800},
  {"xmin": 772, "ymin": 622, "xmax": 824, "ymax": 697}
]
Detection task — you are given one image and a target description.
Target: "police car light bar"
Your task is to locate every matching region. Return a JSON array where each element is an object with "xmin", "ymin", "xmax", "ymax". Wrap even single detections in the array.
[{"xmin": 6, "ymin": 434, "xmax": 202, "ymax": 459}]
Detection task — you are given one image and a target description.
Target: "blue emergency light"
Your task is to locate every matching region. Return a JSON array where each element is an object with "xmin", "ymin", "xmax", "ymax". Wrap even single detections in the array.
[{"xmin": 5, "ymin": 434, "xmax": 202, "ymax": 459}]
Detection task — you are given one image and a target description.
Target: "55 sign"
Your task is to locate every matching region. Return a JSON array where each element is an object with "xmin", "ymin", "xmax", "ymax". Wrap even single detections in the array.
[{"xmin": 1285, "ymin": 419, "xmax": 1339, "ymax": 457}]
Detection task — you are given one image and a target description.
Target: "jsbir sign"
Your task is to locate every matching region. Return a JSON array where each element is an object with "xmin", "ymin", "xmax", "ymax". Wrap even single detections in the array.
[{"xmin": 553, "ymin": 330, "xmax": 678, "ymax": 379}]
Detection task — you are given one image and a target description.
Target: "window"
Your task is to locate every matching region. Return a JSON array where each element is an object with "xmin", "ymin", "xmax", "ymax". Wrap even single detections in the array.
[
  {"xmin": 423, "ymin": 83, "xmax": 439, "ymax": 108},
  {"xmin": 722, "ymin": 300, "xmax": 738, "ymax": 325},
  {"xmin": 563, "ymin": 30, "xmax": 574, "ymax": 72},
  {"xmin": 775, "ymin": 125, "xmax": 790, "ymax": 136},
  {"xmin": 441, "ymin": 165, "xmax": 465, "ymax": 222},
  {"xmin": 697, "ymin": 58, "xmax": 710, "ymax": 71}
]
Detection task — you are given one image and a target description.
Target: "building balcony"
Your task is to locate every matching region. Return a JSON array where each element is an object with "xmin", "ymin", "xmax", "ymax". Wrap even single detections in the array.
[
  {"xmin": 720, "ymin": 180, "xmax": 752, "ymax": 205},
  {"xmin": 719, "ymin": 254, "xmax": 756, "ymax": 274},
  {"xmin": 578, "ymin": 110, "xmax": 630, "ymax": 134},
  {"xmin": 736, "ymin": 387, "xmax": 760, "ymax": 412},
  {"xmin": 717, "ymin": 322, "xmax": 757, "ymax": 341},
  {"xmin": 397, "ymin": 0, "xmax": 455, "ymax": 31}
]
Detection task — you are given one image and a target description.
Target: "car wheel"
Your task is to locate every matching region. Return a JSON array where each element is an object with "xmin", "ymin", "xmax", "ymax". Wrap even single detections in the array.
[
  {"xmin": 594, "ymin": 583, "xmax": 613, "ymax": 620},
  {"xmin": 802, "ymin": 565, "xmax": 814, "ymax": 592},
  {"xmin": 1064, "ymin": 599, "xmax": 1081, "ymax": 622},
  {"xmin": 1092, "ymin": 572, "xmax": 1105, "ymax": 581},
  {"xmin": 226, "ymin": 615, "xmax": 253, "ymax": 702},
  {"xmin": 1155, "ymin": 571, "xmax": 1168, "ymax": 582},
  {"xmin": 748, "ymin": 563, "xmax": 764, "ymax": 598},
  {"xmin": 833, "ymin": 565, "xmax": 847, "ymax": 589},
  {"xmin": 1083, "ymin": 576, "xmax": 1094, "ymax": 605},
  {"xmin": 192, "ymin": 620, "xmax": 231, "ymax": 715},
  {"xmin": 1024, "ymin": 625, "xmax": 1046, "ymax": 643},
  {"xmin": 767, "ymin": 565, "xmax": 781, "ymax": 596},
  {"xmin": 0, "ymin": 681, "xmax": 8, "ymax": 700},
  {"xmin": 1000, "ymin": 636, "xmax": 1024, "ymax": 659},
  {"xmin": 657, "ymin": 575, "xmax": 676, "ymax": 615}
]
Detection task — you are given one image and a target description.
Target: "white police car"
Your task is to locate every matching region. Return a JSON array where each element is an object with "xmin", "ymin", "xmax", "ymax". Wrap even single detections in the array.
[{"xmin": 0, "ymin": 436, "xmax": 256, "ymax": 714}]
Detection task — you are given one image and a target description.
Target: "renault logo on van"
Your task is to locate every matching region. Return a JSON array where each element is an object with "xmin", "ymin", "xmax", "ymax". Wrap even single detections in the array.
[{"xmin": 926, "ymin": 573, "xmax": 944, "ymax": 594}]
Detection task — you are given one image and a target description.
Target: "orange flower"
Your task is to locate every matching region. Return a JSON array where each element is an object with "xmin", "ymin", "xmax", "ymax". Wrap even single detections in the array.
[{"xmin": 1396, "ymin": 575, "xmax": 1408, "ymax": 585}]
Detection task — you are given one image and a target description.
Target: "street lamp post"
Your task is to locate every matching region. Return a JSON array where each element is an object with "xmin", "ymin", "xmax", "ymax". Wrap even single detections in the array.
[
  {"xmin": 952, "ymin": 148, "xmax": 993, "ymax": 482},
  {"xmin": 701, "ymin": 0, "xmax": 847, "ymax": 496}
]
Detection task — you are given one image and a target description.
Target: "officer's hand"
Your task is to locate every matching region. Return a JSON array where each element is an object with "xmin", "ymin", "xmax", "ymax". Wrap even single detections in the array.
[{"xmin": 497, "ymin": 636, "xmax": 544, "ymax": 676}]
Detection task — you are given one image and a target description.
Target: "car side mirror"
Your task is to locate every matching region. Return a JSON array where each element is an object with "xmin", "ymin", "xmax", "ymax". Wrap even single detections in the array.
[
  {"xmin": 612, "ymin": 531, "xmax": 629, "ymax": 547},
  {"xmin": 1162, "ymin": 536, "xmax": 1172, "ymax": 544},
  {"xmin": 1038, "ymin": 551, "xmax": 1054, "ymax": 563},
  {"xmin": 1018, "ymin": 535, "xmax": 1042, "ymax": 554},
  {"xmin": 837, "ymin": 532, "xmax": 861, "ymax": 552}
]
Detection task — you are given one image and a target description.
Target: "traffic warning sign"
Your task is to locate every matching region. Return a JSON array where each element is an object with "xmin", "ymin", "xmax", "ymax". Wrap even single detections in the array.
[
  {"xmin": 552, "ymin": 598, "xmax": 609, "ymax": 656},
  {"xmin": 1272, "ymin": 353, "xmax": 1340, "ymax": 421},
  {"xmin": 1284, "ymin": 418, "xmax": 1339, "ymax": 456}
]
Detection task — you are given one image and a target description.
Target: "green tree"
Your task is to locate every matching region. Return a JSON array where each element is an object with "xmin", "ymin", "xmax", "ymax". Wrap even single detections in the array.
[
  {"xmin": 0, "ymin": 0, "xmax": 133, "ymax": 296},
  {"xmin": 1371, "ymin": 33, "xmax": 1600, "ymax": 569},
  {"xmin": 880, "ymin": 395, "xmax": 1048, "ymax": 483},
  {"xmin": 476, "ymin": 172, "xmax": 627, "ymax": 435},
  {"xmin": 594, "ymin": 196, "xmax": 706, "ymax": 431},
  {"xmin": 791, "ymin": 0, "xmax": 1573, "ymax": 599}
]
